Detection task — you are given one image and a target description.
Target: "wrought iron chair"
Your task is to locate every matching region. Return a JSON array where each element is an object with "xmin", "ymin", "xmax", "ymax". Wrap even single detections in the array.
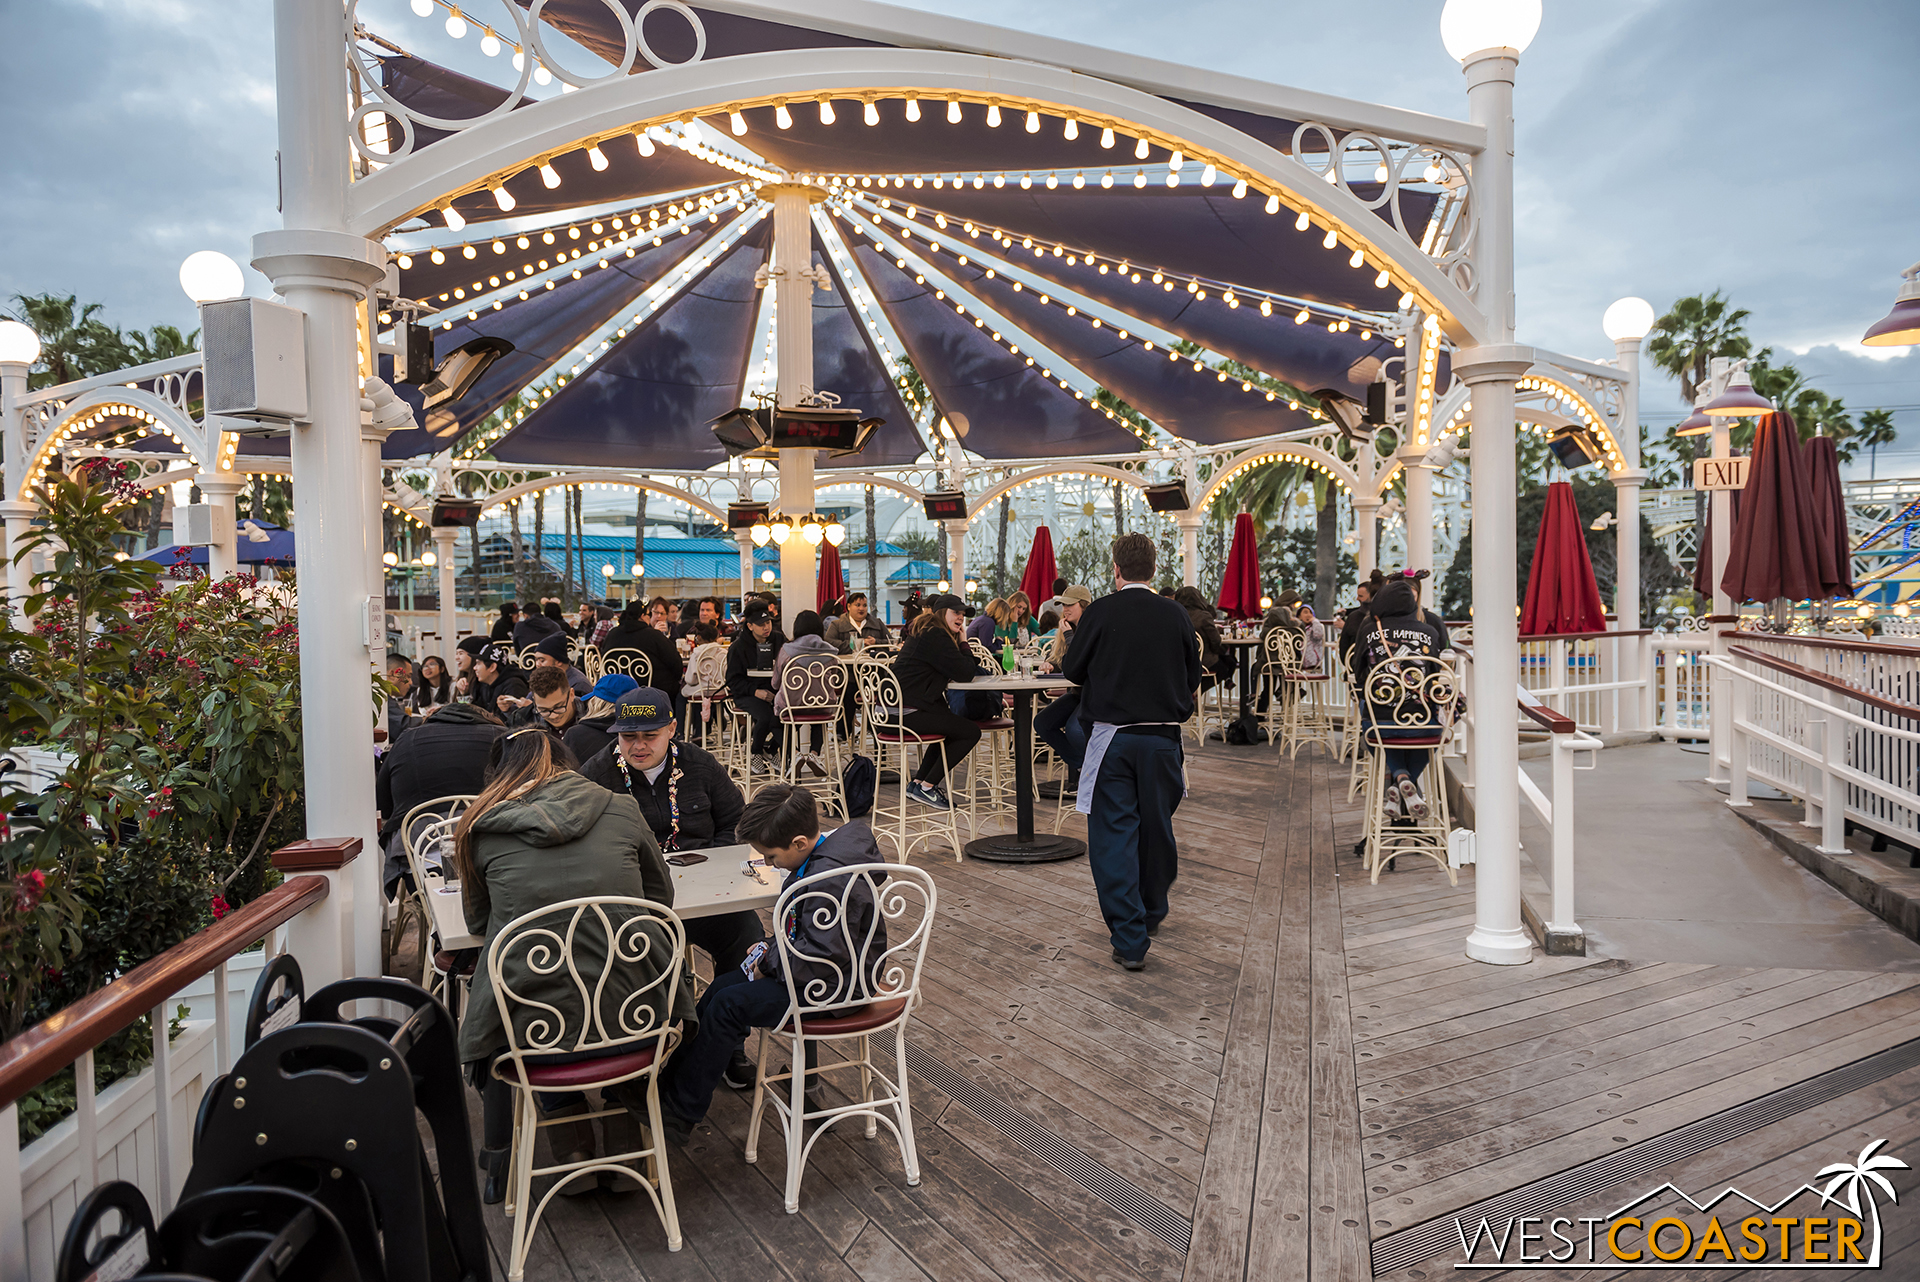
[
  {"xmin": 394, "ymin": 796, "xmax": 475, "ymax": 991},
  {"xmin": 777, "ymin": 654, "xmax": 849, "ymax": 816},
  {"xmin": 745, "ymin": 863, "xmax": 936, "ymax": 1213},
  {"xmin": 597, "ymin": 647, "xmax": 654, "ymax": 687},
  {"xmin": 1263, "ymin": 627, "xmax": 1340, "ymax": 758},
  {"xmin": 488, "ymin": 896, "xmax": 688, "ymax": 1275},
  {"xmin": 849, "ymin": 659, "xmax": 963, "ymax": 860},
  {"xmin": 1358, "ymin": 655, "xmax": 1460, "ymax": 885}
]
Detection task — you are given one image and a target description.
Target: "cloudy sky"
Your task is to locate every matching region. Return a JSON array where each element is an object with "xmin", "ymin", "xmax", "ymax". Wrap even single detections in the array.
[{"xmin": 6, "ymin": 0, "xmax": 1916, "ymax": 472}]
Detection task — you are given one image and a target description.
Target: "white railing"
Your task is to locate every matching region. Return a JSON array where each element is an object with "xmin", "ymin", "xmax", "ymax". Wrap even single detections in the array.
[
  {"xmin": 0, "ymin": 845, "xmax": 350, "ymax": 1282},
  {"xmin": 1513, "ymin": 629, "xmax": 1653, "ymax": 735},
  {"xmin": 1651, "ymin": 632, "xmax": 1713, "ymax": 740},
  {"xmin": 1711, "ymin": 643, "xmax": 1920, "ymax": 856}
]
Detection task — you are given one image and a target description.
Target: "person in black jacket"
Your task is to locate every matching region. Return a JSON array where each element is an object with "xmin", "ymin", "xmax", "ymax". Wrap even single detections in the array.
[
  {"xmin": 489, "ymin": 603, "xmax": 518, "ymax": 642},
  {"xmin": 891, "ymin": 593, "xmax": 985, "ymax": 810},
  {"xmin": 1351, "ymin": 578, "xmax": 1449, "ymax": 820},
  {"xmin": 375, "ymin": 701, "xmax": 505, "ymax": 896},
  {"xmin": 597, "ymin": 600, "xmax": 684, "ymax": 696},
  {"xmin": 726, "ymin": 605, "xmax": 786, "ymax": 768},
  {"xmin": 471, "ymin": 644, "xmax": 530, "ymax": 719},
  {"xmin": 1063, "ymin": 534, "xmax": 1199, "ymax": 970},
  {"xmin": 532, "ymin": 630, "xmax": 592, "ymax": 697},
  {"xmin": 511, "ymin": 605, "xmax": 562, "ymax": 653},
  {"xmin": 655, "ymin": 783, "xmax": 886, "ymax": 1143}
]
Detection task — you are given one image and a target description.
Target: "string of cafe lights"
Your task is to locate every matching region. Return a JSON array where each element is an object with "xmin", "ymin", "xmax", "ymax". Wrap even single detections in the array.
[
  {"xmin": 459, "ymin": 205, "xmax": 769, "ymax": 457},
  {"xmin": 846, "ymin": 189, "xmax": 1409, "ymax": 340},
  {"xmin": 836, "ymin": 198, "xmax": 1327, "ymax": 422},
  {"xmin": 394, "ymin": 184, "xmax": 735, "ymax": 274},
  {"xmin": 833, "ymin": 206, "xmax": 1177, "ymax": 448},
  {"xmin": 413, "ymin": 196, "xmax": 749, "ymax": 328}
]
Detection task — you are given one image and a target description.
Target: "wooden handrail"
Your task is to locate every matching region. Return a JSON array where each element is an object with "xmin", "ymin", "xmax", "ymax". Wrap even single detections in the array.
[
  {"xmin": 0, "ymin": 874, "xmax": 329, "ymax": 1111},
  {"xmin": 1516, "ymin": 685, "xmax": 1577, "ymax": 734},
  {"xmin": 1726, "ymin": 644, "xmax": 1920, "ymax": 720},
  {"xmin": 1732, "ymin": 631, "xmax": 1920, "ymax": 660}
]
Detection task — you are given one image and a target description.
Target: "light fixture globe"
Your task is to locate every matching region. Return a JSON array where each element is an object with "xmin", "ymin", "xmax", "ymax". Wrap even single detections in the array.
[
  {"xmin": 631, "ymin": 562, "xmax": 643, "ymax": 576},
  {"xmin": 801, "ymin": 520, "xmax": 824, "ymax": 546},
  {"xmin": 936, "ymin": 579, "xmax": 950, "ymax": 592},
  {"xmin": 0, "ymin": 319, "xmax": 41, "ymax": 367},
  {"xmin": 761, "ymin": 568, "xmax": 776, "ymax": 583},
  {"xmin": 1862, "ymin": 265, "xmax": 1920, "ymax": 348},
  {"xmin": 1602, "ymin": 296, "xmax": 1656, "ymax": 342},
  {"xmin": 420, "ymin": 549, "xmax": 437, "ymax": 566},
  {"xmin": 825, "ymin": 522, "xmax": 845, "ymax": 546},
  {"xmin": 1702, "ymin": 363, "xmax": 1774, "ymax": 418},
  {"xmin": 179, "ymin": 250, "xmax": 244, "ymax": 305},
  {"xmin": 601, "ymin": 563, "xmax": 615, "ymax": 577},
  {"xmin": 1440, "ymin": 0, "xmax": 1541, "ymax": 61},
  {"xmin": 769, "ymin": 520, "xmax": 792, "ymax": 545},
  {"xmin": 382, "ymin": 550, "xmax": 399, "ymax": 566},
  {"xmin": 749, "ymin": 522, "xmax": 770, "ymax": 547}
]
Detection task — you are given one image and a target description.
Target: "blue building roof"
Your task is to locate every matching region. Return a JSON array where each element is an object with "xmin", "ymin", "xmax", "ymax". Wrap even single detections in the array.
[{"xmin": 887, "ymin": 559, "xmax": 945, "ymax": 584}]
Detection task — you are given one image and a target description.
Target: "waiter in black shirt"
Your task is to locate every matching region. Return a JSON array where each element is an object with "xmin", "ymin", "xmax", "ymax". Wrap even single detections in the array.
[{"xmin": 1063, "ymin": 534, "xmax": 1200, "ymax": 970}]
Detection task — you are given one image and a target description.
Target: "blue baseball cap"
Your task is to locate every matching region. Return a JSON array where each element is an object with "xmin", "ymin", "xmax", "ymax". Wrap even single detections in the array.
[{"xmin": 588, "ymin": 673, "xmax": 640, "ymax": 704}]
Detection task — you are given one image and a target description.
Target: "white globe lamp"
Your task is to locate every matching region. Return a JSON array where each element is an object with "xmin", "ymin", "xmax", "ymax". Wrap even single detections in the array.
[
  {"xmin": 420, "ymin": 549, "xmax": 437, "ymax": 567},
  {"xmin": 825, "ymin": 522, "xmax": 846, "ymax": 546},
  {"xmin": 0, "ymin": 320, "xmax": 41, "ymax": 367},
  {"xmin": 761, "ymin": 569, "xmax": 776, "ymax": 583},
  {"xmin": 600, "ymin": 563, "xmax": 615, "ymax": 578},
  {"xmin": 179, "ymin": 251, "xmax": 245, "ymax": 305},
  {"xmin": 1602, "ymin": 297, "xmax": 1656, "ymax": 343},
  {"xmin": 801, "ymin": 520, "xmax": 824, "ymax": 546},
  {"xmin": 631, "ymin": 562, "xmax": 643, "ymax": 576},
  {"xmin": 1439, "ymin": 0, "xmax": 1541, "ymax": 61}
]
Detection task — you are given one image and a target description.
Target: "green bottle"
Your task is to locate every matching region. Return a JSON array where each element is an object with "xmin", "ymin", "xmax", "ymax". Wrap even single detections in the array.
[{"xmin": 1001, "ymin": 640, "xmax": 1016, "ymax": 673}]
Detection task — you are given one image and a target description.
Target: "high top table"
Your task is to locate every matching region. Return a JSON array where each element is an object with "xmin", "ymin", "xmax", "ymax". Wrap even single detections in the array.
[
  {"xmin": 952, "ymin": 673, "xmax": 1084, "ymax": 864},
  {"xmin": 1220, "ymin": 635, "xmax": 1265, "ymax": 735}
]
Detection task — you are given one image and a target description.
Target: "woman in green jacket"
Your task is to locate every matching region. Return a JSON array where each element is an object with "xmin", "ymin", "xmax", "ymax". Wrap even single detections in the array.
[{"xmin": 452, "ymin": 727, "xmax": 697, "ymax": 1201}]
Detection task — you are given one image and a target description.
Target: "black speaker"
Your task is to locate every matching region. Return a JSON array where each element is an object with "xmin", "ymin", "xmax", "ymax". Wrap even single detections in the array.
[
  {"xmin": 727, "ymin": 500, "xmax": 770, "ymax": 530},
  {"xmin": 1143, "ymin": 481, "xmax": 1190, "ymax": 512},
  {"xmin": 430, "ymin": 498, "xmax": 482, "ymax": 527},
  {"xmin": 1547, "ymin": 427, "xmax": 1602, "ymax": 471}
]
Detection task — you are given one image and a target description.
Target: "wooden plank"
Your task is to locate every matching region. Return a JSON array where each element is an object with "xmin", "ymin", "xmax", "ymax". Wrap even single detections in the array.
[
  {"xmin": 1182, "ymin": 757, "xmax": 1297, "ymax": 1282},
  {"xmin": 841, "ymin": 1225, "xmax": 935, "ymax": 1282},
  {"xmin": 1306, "ymin": 758, "xmax": 1369, "ymax": 1281}
]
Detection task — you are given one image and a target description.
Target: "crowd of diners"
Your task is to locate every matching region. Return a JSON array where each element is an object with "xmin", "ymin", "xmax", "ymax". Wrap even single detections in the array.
[{"xmin": 373, "ymin": 548, "xmax": 1453, "ymax": 1202}]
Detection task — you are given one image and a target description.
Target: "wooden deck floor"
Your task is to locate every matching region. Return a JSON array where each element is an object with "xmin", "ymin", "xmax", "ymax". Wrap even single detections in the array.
[{"xmin": 455, "ymin": 743, "xmax": 1920, "ymax": 1281}]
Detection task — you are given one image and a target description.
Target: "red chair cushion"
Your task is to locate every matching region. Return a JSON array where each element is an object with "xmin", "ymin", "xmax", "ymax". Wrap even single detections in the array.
[
  {"xmin": 875, "ymin": 727, "xmax": 941, "ymax": 743},
  {"xmin": 521, "ymin": 1046, "xmax": 657, "ymax": 1087},
  {"xmin": 782, "ymin": 996, "xmax": 910, "ymax": 1036},
  {"xmin": 432, "ymin": 950, "xmax": 476, "ymax": 977},
  {"xmin": 782, "ymin": 710, "xmax": 836, "ymax": 722},
  {"xmin": 1369, "ymin": 733, "xmax": 1446, "ymax": 747},
  {"xmin": 971, "ymin": 718, "xmax": 1015, "ymax": 731}
]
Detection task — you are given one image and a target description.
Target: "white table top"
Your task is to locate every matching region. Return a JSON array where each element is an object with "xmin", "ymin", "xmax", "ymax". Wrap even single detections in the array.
[
  {"xmin": 954, "ymin": 674, "xmax": 1076, "ymax": 692},
  {"xmin": 1221, "ymin": 636, "xmax": 1265, "ymax": 646},
  {"xmin": 426, "ymin": 842, "xmax": 782, "ymax": 952}
]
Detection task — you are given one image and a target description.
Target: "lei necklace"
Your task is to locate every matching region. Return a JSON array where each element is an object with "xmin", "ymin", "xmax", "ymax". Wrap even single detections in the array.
[{"xmin": 617, "ymin": 742, "xmax": 687, "ymax": 852}]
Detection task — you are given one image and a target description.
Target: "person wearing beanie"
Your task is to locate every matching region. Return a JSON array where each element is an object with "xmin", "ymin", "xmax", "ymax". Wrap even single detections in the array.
[
  {"xmin": 1351, "ymin": 577, "xmax": 1449, "ymax": 822},
  {"xmin": 597, "ymin": 598, "xmax": 684, "ymax": 698},
  {"xmin": 532, "ymin": 630, "xmax": 592, "ymax": 697},
  {"xmin": 453, "ymin": 633, "xmax": 492, "ymax": 700},
  {"xmin": 471, "ymin": 643, "xmax": 530, "ymax": 719}
]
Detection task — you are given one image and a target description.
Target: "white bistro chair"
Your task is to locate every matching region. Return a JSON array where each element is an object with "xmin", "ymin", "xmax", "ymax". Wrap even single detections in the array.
[{"xmin": 745, "ymin": 863, "xmax": 936, "ymax": 1213}]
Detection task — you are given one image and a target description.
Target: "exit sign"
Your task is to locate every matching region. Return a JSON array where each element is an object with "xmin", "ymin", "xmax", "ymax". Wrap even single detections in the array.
[{"xmin": 1693, "ymin": 456, "xmax": 1750, "ymax": 491}]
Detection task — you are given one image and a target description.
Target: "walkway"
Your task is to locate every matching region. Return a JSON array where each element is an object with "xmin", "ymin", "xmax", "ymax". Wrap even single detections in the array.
[{"xmin": 452, "ymin": 742, "xmax": 1920, "ymax": 1281}]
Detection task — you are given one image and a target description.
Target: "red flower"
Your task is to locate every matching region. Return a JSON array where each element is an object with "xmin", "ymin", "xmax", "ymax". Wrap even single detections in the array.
[
  {"xmin": 15, "ymin": 869, "xmax": 46, "ymax": 911},
  {"xmin": 210, "ymin": 895, "xmax": 229, "ymax": 920}
]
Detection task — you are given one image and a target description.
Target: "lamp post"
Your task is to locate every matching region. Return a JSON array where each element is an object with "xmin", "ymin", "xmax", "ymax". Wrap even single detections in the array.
[
  {"xmin": 1602, "ymin": 298, "xmax": 1654, "ymax": 638},
  {"xmin": 1696, "ymin": 357, "xmax": 1773, "ymax": 783},
  {"xmin": 1444, "ymin": 0, "xmax": 1541, "ymax": 967},
  {"xmin": 0, "ymin": 320, "xmax": 41, "ymax": 617}
]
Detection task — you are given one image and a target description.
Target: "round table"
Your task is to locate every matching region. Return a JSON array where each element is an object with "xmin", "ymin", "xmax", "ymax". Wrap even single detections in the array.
[
  {"xmin": 952, "ymin": 673, "xmax": 1085, "ymax": 864},
  {"xmin": 1220, "ymin": 635, "xmax": 1265, "ymax": 737}
]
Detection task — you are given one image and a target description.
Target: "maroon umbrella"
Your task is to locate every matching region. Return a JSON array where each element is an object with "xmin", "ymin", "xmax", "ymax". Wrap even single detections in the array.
[
  {"xmin": 1521, "ymin": 481, "xmax": 1608, "ymax": 635},
  {"xmin": 1017, "ymin": 526, "xmax": 1057, "ymax": 605},
  {"xmin": 1722, "ymin": 411, "xmax": 1830, "ymax": 604},
  {"xmin": 1803, "ymin": 434, "xmax": 1855, "ymax": 599},
  {"xmin": 1217, "ymin": 512, "xmax": 1261, "ymax": 619},
  {"xmin": 816, "ymin": 538, "xmax": 846, "ymax": 611}
]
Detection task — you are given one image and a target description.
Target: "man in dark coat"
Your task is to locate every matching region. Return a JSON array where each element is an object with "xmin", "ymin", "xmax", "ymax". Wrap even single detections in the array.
[
  {"xmin": 726, "ymin": 605, "xmax": 786, "ymax": 768},
  {"xmin": 532, "ymin": 629, "xmax": 592, "ymax": 697},
  {"xmin": 375, "ymin": 701, "xmax": 505, "ymax": 895},
  {"xmin": 597, "ymin": 600, "xmax": 684, "ymax": 695},
  {"xmin": 511, "ymin": 605, "xmax": 563, "ymax": 652},
  {"xmin": 1063, "ymin": 534, "xmax": 1199, "ymax": 970}
]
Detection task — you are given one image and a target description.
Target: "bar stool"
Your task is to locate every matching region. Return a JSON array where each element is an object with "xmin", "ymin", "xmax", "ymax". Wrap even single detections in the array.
[
  {"xmin": 850, "ymin": 660, "xmax": 964, "ymax": 861},
  {"xmin": 777, "ymin": 655, "xmax": 849, "ymax": 816},
  {"xmin": 1359, "ymin": 656, "xmax": 1460, "ymax": 885},
  {"xmin": 1264, "ymin": 628, "xmax": 1339, "ymax": 758}
]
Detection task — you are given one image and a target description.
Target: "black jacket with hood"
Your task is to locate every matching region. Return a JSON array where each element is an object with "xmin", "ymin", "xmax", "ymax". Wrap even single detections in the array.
[
  {"xmin": 760, "ymin": 821, "xmax": 891, "ymax": 1005},
  {"xmin": 1352, "ymin": 579, "xmax": 1447, "ymax": 723}
]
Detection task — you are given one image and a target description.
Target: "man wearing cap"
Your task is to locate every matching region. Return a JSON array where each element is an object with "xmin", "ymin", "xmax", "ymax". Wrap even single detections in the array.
[
  {"xmin": 1064, "ymin": 534, "xmax": 1198, "ymax": 971},
  {"xmin": 532, "ymin": 630, "xmax": 592, "ymax": 697},
  {"xmin": 1035, "ymin": 583, "xmax": 1093, "ymax": 797},
  {"xmin": 580, "ymin": 689, "xmax": 763, "ymax": 1075},
  {"xmin": 471, "ymin": 643, "xmax": 530, "ymax": 718},
  {"xmin": 452, "ymin": 633, "xmax": 491, "ymax": 700},
  {"xmin": 726, "ymin": 604, "xmax": 786, "ymax": 771},
  {"xmin": 560, "ymin": 672, "xmax": 640, "ymax": 762}
]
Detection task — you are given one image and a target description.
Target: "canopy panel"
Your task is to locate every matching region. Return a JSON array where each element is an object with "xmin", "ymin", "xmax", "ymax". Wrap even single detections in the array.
[{"xmin": 848, "ymin": 243, "xmax": 1143, "ymax": 458}]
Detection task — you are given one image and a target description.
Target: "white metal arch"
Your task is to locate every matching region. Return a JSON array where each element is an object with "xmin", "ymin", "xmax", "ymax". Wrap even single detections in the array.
[
  {"xmin": 965, "ymin": 463, "xmax": 1150, "ymax": 520},
  {"xmin": 810, "ymin": 472, "xmax": 927, "ymax": 508},
  {"xmin": 348, "ymin": 48, "xmax": 1489, "ymax": 345},
  {"xmin": 1193, "ymin": 440, "xmax": 1362, "ymax": 512},
  {"xmin": 467, "ymin": 472, "xmax": 728, "ymax": 525},
  {"xmin": 21, "ymin": 389, "xmax": 214, "ymax": 501},
  {"xmin": 1427, "ymin": 367, "xmax": 1625, "ymax": 472}
]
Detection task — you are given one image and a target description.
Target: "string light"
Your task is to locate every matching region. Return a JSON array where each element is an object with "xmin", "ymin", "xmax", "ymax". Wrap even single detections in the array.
[
  {"xmin": 906, "ymin": 95, "xmax": 920, "ymax": 122},
  {"xmin": 817, "ymin": 96, "xmax": 835, "ymax": 124}
]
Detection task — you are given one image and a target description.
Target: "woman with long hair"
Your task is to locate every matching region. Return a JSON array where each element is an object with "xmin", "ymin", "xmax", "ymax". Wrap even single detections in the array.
[
  {"xmin": 965, "ymin": 597, "xmax": 1008, "ymax": 645},
  {"xmin": 1005, "ymin": 590, "xmax": 1034, "ymax": 641},
  {"xmin": 892, "ymin": 594, "xmax": 987, "ymax": 810},
  {"xmin": 409, "ymin": 654, "xmax": 453, "ymax": 711},
  {"xmin": 453, "ymin": 727, "xmax": 690, "ymax": 1202}
]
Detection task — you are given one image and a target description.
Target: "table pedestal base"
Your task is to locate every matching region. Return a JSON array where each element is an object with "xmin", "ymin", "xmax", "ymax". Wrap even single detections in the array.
[{"xmin": 963, "ymin": 832, "xmax": 1086, "ymax": 863}]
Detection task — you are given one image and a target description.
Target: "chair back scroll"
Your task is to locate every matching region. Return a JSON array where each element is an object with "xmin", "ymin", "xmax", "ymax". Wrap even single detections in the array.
[
  {"xmin": 1360, "ymin": 656, "xmax": 1459, "ymax": 743},
  {"xmin": 780, "ymin": 654, "xmax": 847, "ymax": 718},
  {"xmin": 598, "ymin": 647, "xmax": 654, "ymax": 687},
  {"xmin": 770, "ymin": 863, "xmax": 935, "ymax": 1019}
]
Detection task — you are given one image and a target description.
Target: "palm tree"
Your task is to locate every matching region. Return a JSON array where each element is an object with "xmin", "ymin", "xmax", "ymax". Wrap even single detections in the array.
[
  {"xmin": 8, "ymin": 293, "xmax": 133, "ymax": 389},
  {"xmin": 1818, "ymin": 1138, "xmax": 1909, "ymax": 1265},
  {"xmin": 125, "ymin": 324, "xmax": 198, "ymax": 365},
  {"xmin": 1854, "ymin": 408, "xmax": 1899, "ymax": 478},
  {"xmin": 994, "ymin": 493, "xmax": 1011, "ymax": 594},
  {"xmin": 1646, "ymin": 291, "xmax": 1752, "ymax": 406},
  {"xmin": 863, "ymin": 484, "xmax": 878, "ymax": 594}
]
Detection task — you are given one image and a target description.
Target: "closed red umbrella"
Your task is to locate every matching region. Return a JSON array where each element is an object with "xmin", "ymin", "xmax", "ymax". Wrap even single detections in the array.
[
  {"xmin": 1018, "ymin": 526, "xmax": 1058, "ymax": 605},
  {"xmin": 1722, "ymin": 411, "xmax": 1829, "ymax": 604},
  {"xmin": 1521, "ymin": 481, "xmax": 1608, "ymax": 635},
  {"xmin": 1804, "ymin": 434, "xmax": 1855, "ymax": 599},
  {"xmin": 1217, "ymin": 512, "xmax": 1261, "ymax": 619},
  {"xmin": 816, "ymin": 538, "xmax": 846, "ymax": 611}
]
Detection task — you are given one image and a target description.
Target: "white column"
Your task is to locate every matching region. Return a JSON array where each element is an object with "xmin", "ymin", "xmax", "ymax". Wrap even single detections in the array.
[
  {"xmin": 1458, "ymin": 44, "xmax": 1533, "ymax": 967},
  {"xmin": 252, "ymin": 0, "xmax": 389, "ymax": 981},
  {"xmin": 1401, "ymin": 457, "xmax": 1435, "ymax": 602},
  {"xmin": 1610, "ymin": 335, "xmax": 1645, "ymax": 632},
  {"xmin": 769, "ymin": 183, "xmax": 820, "ymax": 625},
  {"xmin": 363, "ymin": 417, "xmax": 395, "ymax": 662},
  {"xmin": 944, "ymin": 518, "xmax": 970, "ymax": 590},
  {"xmin": 1706, "ymin": 400, "xmax": 1735, "ymax": 784},
  {"xmin": 736, "ymin": 527, "xmax": 756, "ymax": 603},
  {"xmin": 1, "ymin": 358, "xmax": 35, "ymax": 616},
  {"xmin": 1176, "ymin": 510, "xmax": 1204, "ymax": 587},
  {"xmin": 1352, "ymin": 493, "xmax": 1383, "ymax": 579},
  {"xmin": 432, "ymin": 524, "xmax": 459, "ymax": 651},
  {"xmin": 196, "ymin": 472, "xmax": 244, "ymax": 579}
]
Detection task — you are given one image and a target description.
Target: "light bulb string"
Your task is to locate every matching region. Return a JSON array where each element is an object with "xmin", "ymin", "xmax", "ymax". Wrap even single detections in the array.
[
  {"xmin": 398, "ymin": 182, "xmax": 739, "ymax": 267},
  {"xmin": 841, "ymin": 197, "xmax": 1330, "ymax": 412}
]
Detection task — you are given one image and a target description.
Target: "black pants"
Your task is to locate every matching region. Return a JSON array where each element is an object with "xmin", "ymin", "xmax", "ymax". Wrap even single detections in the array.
[
  {"xmin": 739, "ymin": 692, "xmax": 779, "ymax": 754},
  {"xmin": 1087, "ymin": 730, "xmax": 1184, "ymax": 961},
  {"xmin": 683, "ymin": 909, "xmax": 761, "ymax": 974},
  {"xmin": 900, "ymin": 707, "xmax": 981, "ymax": 785}
]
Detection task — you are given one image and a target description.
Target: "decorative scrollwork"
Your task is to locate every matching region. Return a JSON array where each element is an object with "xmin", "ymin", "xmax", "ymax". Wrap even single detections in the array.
[
  {"xmin": 1360, "ymin": 655, "xmax": 1459, "ymax": 733},
  {"xmin": 489, "ymin": 896, "xmax": 685, "ymax": 1056},
  {"xmin": 773, "ymin": 863, "xmax": 933, "ymax": 1015}
]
